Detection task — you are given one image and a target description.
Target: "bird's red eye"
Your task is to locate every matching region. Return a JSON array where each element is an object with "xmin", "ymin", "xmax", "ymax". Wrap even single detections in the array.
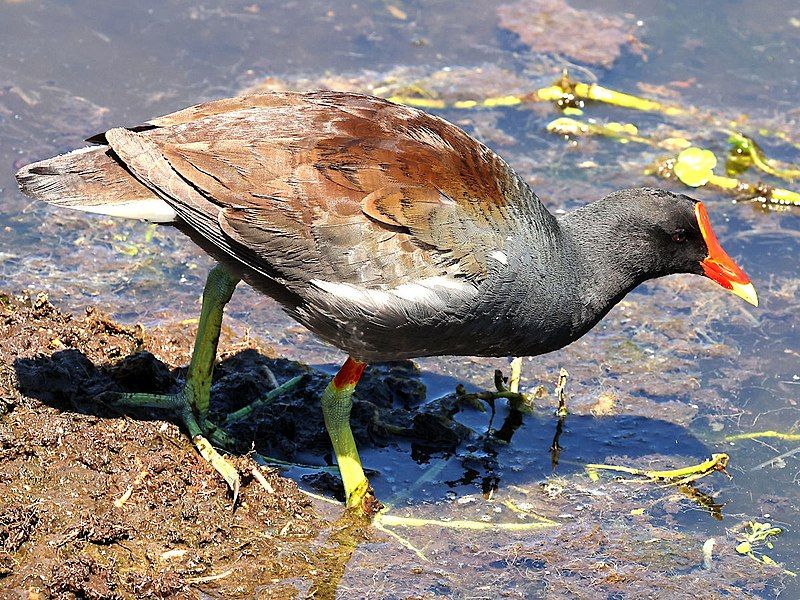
[{"xmin": 672, "ymin": 228, "xmax": 687, "ymax": 243}]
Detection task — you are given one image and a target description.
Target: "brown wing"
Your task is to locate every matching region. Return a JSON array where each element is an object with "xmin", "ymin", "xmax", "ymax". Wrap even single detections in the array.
[{"xmin": 104, "ymin": 91, "xmax": 536, "ymax": 289}]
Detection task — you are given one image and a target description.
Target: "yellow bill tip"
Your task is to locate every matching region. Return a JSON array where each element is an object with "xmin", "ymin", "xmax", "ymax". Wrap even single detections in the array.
[{"xmin": 730, "ymin": 281, "xmax": 758, "ymax": 307}]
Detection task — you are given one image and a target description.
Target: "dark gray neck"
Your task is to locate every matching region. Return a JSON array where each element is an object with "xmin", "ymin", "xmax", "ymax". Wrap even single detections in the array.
[
  {"xmin": 469, "ymin": 194, "xmax": 663, "ymax": 357},
  {"xmin": 557, "ymin": 199, "xmax": 655, "ymax": 324}
]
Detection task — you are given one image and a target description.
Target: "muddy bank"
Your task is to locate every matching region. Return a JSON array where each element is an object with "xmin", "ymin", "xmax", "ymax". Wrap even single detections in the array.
[
  {"xmin": 0, "ymin": 291, "xmax": 384, "ymax": 598},
  {"xmin": 1, "ymin": 288, "xmax": 495, "ymax": 599}
]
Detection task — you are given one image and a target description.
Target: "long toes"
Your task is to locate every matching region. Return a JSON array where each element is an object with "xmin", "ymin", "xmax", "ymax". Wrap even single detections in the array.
[
  {"xmin": 94, "ymin": 390, "xmax": 123, "ymax": 404},
  {"xmin": 206, "ymin": 426, "xmax": 237, "ymax": 450},
  {"xmin": 193, "ymin": 435, "xmax": 241, "ymax": 500}
]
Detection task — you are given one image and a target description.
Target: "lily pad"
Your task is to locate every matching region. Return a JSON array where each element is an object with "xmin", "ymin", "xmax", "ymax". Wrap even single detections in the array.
[{"xmin": 673, "ymin": 147, "xmax": 718, "ymax": 187}]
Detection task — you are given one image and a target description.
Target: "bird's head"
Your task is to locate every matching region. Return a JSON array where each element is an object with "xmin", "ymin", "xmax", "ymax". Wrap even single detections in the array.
[{"xmin": 600, "ymin": 188, "xmax": 757, "ymax": 306}]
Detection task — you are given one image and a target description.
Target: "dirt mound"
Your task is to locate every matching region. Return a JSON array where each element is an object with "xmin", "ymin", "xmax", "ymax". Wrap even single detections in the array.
[{"xmin": 0, "ymin": 291, "xmax": 329, "ymax": 598}]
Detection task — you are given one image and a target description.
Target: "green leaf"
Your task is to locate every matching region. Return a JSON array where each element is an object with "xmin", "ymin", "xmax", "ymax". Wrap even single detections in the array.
[
  {"xmin": 674, "ymin": 147, "xmax": 718, "ymax": 187},
  {"xmin": 736, "ymin": 541, "xmax": 752, "ymax": 555}
]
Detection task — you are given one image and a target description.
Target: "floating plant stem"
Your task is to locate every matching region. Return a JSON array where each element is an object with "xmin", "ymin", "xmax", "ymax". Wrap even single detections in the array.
[
  {"xmin": 383, "ymin": 71, "xmax": 800, "ymax": 208},
  {"xmin": 651, "ymin": 147, "xmax": 800, "ymax": 206},
  {"xmin": 586, "ymin": 453, "xmax": 730, "ymax": 486},
  {"xmin": 728, "ymin": 132, "xmax": 800, "ymax": 181},
  {"xmin": 374, "ymin": 513, "xmax": 557, "ymax": 531},
  {"xmin": 384, "ymin": 72, "xmax": 683, "ymax": 115},
  {"xmin": 725, "ymin": 430, "xmax": 800, "ymax": 442},
  {"xmin": 554, "ymin": 368, "xmax": 569, "ymax": 418},
  {"xmin": 547, "ymin": 116, "xmax": 695, "ymax": 152},
  {"xmin": 508, "ymin": 357, "xmax": 523, "ymax": 393},
  {"xmin": 538, "ymin": 71, "xmax": 683, "ymax": 116},
  {"xmin": 385, "ymin": 93, "xmax": 526, "ymax": 110}
]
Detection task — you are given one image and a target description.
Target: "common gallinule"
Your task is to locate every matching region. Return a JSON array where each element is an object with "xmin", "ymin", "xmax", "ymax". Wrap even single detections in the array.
[{"xmin": 16, "ymin": 91, "xmax": 757, "ymax": 512}]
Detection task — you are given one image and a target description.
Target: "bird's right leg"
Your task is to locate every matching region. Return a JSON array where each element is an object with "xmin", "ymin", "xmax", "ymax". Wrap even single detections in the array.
[
  {"xmin": 319, "ymin": 357, "xmax": 382, "ymax": 513},
  {"xmin": 101, "ymin": 264, "xmax": 243, "ymax": 497}
]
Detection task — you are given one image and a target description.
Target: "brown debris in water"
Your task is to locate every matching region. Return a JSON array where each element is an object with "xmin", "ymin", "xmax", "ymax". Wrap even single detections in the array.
[{"xmin": 497, "ymin": 0, "xmax": 645, "ymax": 68}]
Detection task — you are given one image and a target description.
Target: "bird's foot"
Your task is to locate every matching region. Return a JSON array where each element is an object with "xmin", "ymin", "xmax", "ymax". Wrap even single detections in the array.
[
  {"xmin": 455, "ymin": 365, "xmax": 538, "ymax": 415},
  {"xmin": 346, "ymin": 477, "xmax": 383, "ymax": 515},
  {"xmin": 97, "ymin": 389, "xmax": 241, "ymax": 500},
  {"xmin": 220, "ymin": 374, "xmax": 306, "ymax": 428}
]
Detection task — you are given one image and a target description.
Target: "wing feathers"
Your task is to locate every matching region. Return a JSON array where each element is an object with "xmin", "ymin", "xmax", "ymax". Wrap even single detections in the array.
[
  {"xmin": 14, "ymin": 145, "xmax": 176, "ymax": 222},
  {"xmin": 85, "ymin": 92, "xmax": 540, "ymax": 287}
]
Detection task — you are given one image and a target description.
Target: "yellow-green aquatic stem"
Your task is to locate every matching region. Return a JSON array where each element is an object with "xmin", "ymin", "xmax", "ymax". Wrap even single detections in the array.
[
  {"xmin": 185, "ymin": 264, "xmax": 239, "ymax": 418},
  {"xmin": 707, "ymin": 174, "xmax": 741, "ymax": 189},
  {"xmin": 546, "ymin": 116, "xmax": 694, "ymax": 153},
  {"xmin": 371, "ymin": 490, "xmax": 558, "ymax": 559},
  {"xmin": 538, "ymin": 80, "xmax": 683, "ymax": 116},
  {"xmin": 387, "ymin": 79, "xmax": 682, "ymax": 115},
  {"xmin": 386, "ymin": 94, "xmax": 525, "ymax": 110},
  {"xmin": 375, "ymin": 513, "xmax": 558, "ymax": 531},
  {"xmin": 320, "ymin": 377, "xmax": 370, "ymax": 509},
  {"xmin": 383, "ymin": 70, "xmax": 685, "ymax": 116},
  {"xmin": 658, "ymin": 147, "xmax": 800, "ymax": 206},
  {"xmin": 554, "ymin": 368, "xmax": 569, "ymax": 417},
  {"xmin": 372, "ymin": 520, "xmax": 429, "ymax": 561},
  {"xmin": 586, "ymin": 453, "xmax": 729, "ymax": 485},
  {"xmin": 508, "ymin": 357, "xmax": 523, "ymax": 394},
  {"xmin": 769, "ymin": 187, "xmax": 800, "ymax": 205},
  {"xmin": 546, "ymin": 119, "xmax": 800, "ymax": 203},
  {"xmin": 725, "ymin": 430, "xmax": 800, "ymax": 442},
  {"xmin": 728, "ymin": 132, "xmax": 800, "ymax": 181},
  {"xmin": 576, "ymin": 82, "xmax": 683, "ymax": 116},
  {"xmin": 707, "ymin": 174, "xmax": 800, "ymax": 205},
  {"xmin": 506, "ymin": 356, "xmax": 534, "ymax": 413},
  {"xmin": 547, "ymin": 117, "xmax": 653, "ymax": 145}
]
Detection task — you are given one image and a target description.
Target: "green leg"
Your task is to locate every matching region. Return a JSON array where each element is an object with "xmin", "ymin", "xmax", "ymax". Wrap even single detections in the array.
[
  {"xmin": 320, "ymin": 357, "xmax": 380, "ymax": 513},
  {"xmin": 104, "ymin": 264, "xmax": 242, "ymax": 496},
  {"xmin": 184, "ymin": 265, "xmax": 240, "ymax": 421}
]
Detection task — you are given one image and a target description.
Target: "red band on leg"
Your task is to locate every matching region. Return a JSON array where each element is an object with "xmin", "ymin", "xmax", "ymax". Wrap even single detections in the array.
[{"xmin": 333, "ymin": 357, "xmax": 367, "ymax": 389}]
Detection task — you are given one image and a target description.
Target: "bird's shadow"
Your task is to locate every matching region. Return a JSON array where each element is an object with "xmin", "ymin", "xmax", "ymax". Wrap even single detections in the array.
[{"xmin": 13, "ymin": 348, "xmax": 715, "ymax": 509}]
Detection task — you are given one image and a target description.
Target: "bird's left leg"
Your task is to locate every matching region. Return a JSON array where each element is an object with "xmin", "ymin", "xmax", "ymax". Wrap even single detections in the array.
[{"xmin": 101, "ymin": 264, "xmax": 242, "ymax": 496}]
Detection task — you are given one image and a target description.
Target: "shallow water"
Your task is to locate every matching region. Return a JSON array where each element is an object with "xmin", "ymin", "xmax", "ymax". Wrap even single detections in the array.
[{"xmin": 1, "ymin": 0, "xmax": 799, "ymax": 597}]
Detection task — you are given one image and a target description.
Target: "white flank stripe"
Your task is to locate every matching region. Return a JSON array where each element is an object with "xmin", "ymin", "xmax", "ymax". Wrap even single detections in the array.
[
  {"xmin": 312, "ymin": 276, "xmax": 472, "ymax": 309},
  {"xmin": 391, "ymin": 282, "xmax": 441, "ymax": 303},
  {"xmin": 312, "ymin": 280, "xmax": 370, "ymax": 303},
  {"xmin": 68, "ymin": 199, "xmax": 178, "ymax": 222}
]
